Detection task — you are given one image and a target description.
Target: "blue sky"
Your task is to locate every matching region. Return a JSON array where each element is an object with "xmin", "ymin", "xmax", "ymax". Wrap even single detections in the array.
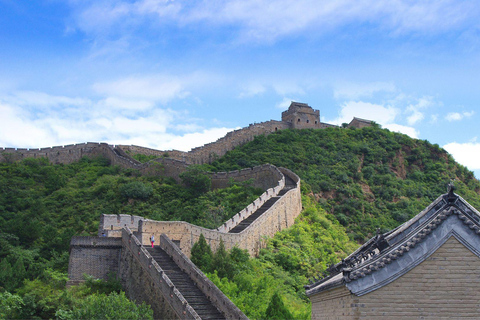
[{"xmin": 1, "ymin": 0, "xmax": 480, "ymax": 178}]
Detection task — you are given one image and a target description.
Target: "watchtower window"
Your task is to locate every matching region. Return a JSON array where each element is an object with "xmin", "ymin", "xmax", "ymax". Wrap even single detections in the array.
[
  {"xmin": 297, "ymin": 119, "xmax": 300, "ymax": 122},
  {"xmin": 275, "ymin": 127, "xmax": 278, "ymax": 131},
  {"xmin": 306, "ymin": 120, "xmax": 310, "ymax": 123},
  {"xmin": 315, "ymin": 121, "xmax": 318, "ymax": 124}
]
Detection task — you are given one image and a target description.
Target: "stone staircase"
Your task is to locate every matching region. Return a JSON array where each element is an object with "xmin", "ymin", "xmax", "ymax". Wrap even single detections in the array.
[
  {"xmin": 146, "ymin": 247, "xmax": 225, "ymax": 320},
  {"xmin": 228, "ymin": 175, "xmax": 296, "ymax": 234}
]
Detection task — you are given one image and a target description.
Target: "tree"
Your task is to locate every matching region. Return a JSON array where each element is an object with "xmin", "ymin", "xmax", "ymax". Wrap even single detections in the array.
[
  {"xmin": 190, "ymin": 234, "xmax": 213, "ymax": 272},
  {"xmin": 56, "ymin": 292, "xmax": 153, "ymax": 320},
  {"xmin": 120, "ymin": 181, "xmax": 153, "ymax": 201},
  {"xmin": 0, "ymin": 292, "xmax": 24, "ymax": 319},
  {"xmin": 212, "ymin": 238, "xmax": 233, "ymax": 278},
  {"xmin": 180, "ymin": 166, "xmax": 211, "ymax": 195},
  {"xmin": 264, "ymin": 292, "xmax": 293, "ymax": 320}
]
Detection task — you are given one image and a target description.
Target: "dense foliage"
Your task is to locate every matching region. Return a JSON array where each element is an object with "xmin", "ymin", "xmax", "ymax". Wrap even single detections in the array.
[
  {"xmin": 208, "ymin": 126, "xmax": 480, "ymax": 241},
  {"xmin": 0, "ymin": 269, "xmax": 152, "ymax": 320},
  {"xmin": 2, "ymin": 125, "xmax": 480, "ymax": 319},
  {"xmin": 192, "ymin": 197, "xmax": 357, "ymax": 319},
  {"xmin": 0, "ymin": 156, "xmax": 261, "ymax": 317}
]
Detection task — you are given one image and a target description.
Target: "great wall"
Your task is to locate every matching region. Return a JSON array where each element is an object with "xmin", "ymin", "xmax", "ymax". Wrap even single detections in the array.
[{"xmin": 1, "ymin": 102, "xmax": 371, "ymax": 319}]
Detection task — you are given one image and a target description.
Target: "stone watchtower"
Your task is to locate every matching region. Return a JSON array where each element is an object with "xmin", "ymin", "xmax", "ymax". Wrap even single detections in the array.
[{"xmin": 281, "ymin": 102, "xmax": 321, "ymax": 129}]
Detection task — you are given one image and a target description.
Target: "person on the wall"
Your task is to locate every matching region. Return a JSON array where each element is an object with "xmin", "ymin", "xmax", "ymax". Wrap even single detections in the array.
[{"xmin": 150, "ymin": 234, "xmax": 155, "ymax": 248}]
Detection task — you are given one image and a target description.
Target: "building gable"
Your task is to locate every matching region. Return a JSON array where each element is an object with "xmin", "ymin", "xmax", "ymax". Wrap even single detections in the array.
[{"xmin": 306, "ymin": 186, "xmax": 480, "ymax": 319}]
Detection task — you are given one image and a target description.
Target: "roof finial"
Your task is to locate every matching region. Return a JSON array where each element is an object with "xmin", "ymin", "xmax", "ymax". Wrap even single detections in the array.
[
  {"xmin": 447, "ymin": 180, "xmax": 455, "ymax": 194},
  {"xmin": 447, "ymin": 180, "xmax": 457, "ymax": 203}
]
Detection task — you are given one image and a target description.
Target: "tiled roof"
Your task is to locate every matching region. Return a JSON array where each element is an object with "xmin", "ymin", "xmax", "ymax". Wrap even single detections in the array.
[{"xmin": 305, "ymin": 184, "xmax": 480, "ymax": 297}]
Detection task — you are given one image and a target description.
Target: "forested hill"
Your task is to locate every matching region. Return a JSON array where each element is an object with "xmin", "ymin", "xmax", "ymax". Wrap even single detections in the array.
[
  {"xmin": 1, "ymin": 125, "xmax": 480, "ymax": 319},
  {"xmin": 206, "ymin": 125, "xmax": 480, "ymax": 241}
]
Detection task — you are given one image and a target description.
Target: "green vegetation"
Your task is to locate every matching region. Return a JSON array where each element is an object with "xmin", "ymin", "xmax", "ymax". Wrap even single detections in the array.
[
  {"xmin": 1, "ymin": 125, "xmax": 479, "ymax": 319},
  {"xmin": 0, "ymin": 269, "xmax": 152, "ymax": 320},
  {"xmin": 192, "ymin": 197, "xmax": 357, "ymax": 319},
  {"xmin": 0, "ymin": 156, "xmax": 261, "ymax": 317},
  {"xmin": 208, "ymin": 127, "xmax": 480, "ymax": 241},
  {"xmin": 126, "ymin": 152, "xmax": 159, "ymax": 163}
]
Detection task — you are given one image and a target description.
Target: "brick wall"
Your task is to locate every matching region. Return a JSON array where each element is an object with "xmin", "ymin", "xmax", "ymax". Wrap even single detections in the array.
[
  {"xmin": 310, "ymin": 236, "xmax": 480, "ymax": 319},
  {"xmin": 67, "ymin": 237, "xmax": 122, "ymax": 283},
  {"xmin": 119, "ymin": 229, "xmax": 192, "ymax": 319},
  {"xmin": 356, "ymin": 236, "xmax": 480, "ymax": 319},
  {"xmin": 137, "ymin": 168, "xmax": 301, "ymax": 257},
  {"xmin": 310, "ymin": 286, "xmax": 357, "ymax": 320}
]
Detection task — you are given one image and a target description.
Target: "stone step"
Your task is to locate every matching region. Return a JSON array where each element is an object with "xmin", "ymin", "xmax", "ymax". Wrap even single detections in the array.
[{"xmin": 145, "ymin": 247, "xmax": 225, "ymax": 320}]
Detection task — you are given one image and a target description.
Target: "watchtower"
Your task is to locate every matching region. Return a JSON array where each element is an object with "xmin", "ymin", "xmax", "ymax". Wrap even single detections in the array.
[{"xmin": 281, "ymin": 102, "xmax": 321, "ymax": 129}]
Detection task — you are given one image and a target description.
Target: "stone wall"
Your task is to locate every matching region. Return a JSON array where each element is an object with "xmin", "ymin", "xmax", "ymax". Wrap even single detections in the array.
[
  {"xmin": 355, "ymin": 236, "xmax": 480, "ymax": 319},
  {"xmin": 310, "ymin": 286, "xmax": 356, "ymax": 320},
  {"xmin": 210, "ymin": 164, "xmax": 283, "ymax": 190},
  {"xmin": 348, "ymin": 118, "xmax": 372, "ymax": 129},
  {"xmin": 67, "ymin": 236, "xmax": 122, "ymax": 285},
  {"xmin": 281, "ymin": 102, "xmax": 322, "ymax": 129},
  {"xmin": 0, "ymin": 142, "xmax": 143, "ymax": 169},
  {"xmin": 137, "ymin": 168, "xmax": 301, "ymax": 257},
  {"xmin": 159, "ymin": 234, "xmax": 248, "ymax": 320},
  {"xmin": 310, "ymin": 236, "xmax": 480, "ymax": 319},
  {"xmin": 119, "ymin": 229, "xmax": 191, "ymax": 319},
  {"xmin": 99, "ymin": 214, "xmax": 146, "ymax": 236},
  {"xmin": 187, "ymin": 120, "xmax": 291, "ymax": 164},
  {"xmin": 117, "ymin": 120, "xmax": 290, "ymax": 165}
]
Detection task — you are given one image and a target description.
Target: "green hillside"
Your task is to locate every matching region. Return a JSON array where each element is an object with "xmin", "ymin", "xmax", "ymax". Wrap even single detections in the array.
[
  {"xmin": 1, "ymin": 125, "xmax": 479, "ymax": 319},
  {"xmin": 207, "ymin": 126, "xmax": 480, "ymax": 241}
]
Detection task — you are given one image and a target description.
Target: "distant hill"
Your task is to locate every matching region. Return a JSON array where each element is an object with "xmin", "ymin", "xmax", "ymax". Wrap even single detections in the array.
[
  {"xmin": 1, "ymin": 125, "xmax": 479, "ymax": 319},
  {"xmin": 206, "ymin": 125, "xmax": 480, "ymax": 241}
]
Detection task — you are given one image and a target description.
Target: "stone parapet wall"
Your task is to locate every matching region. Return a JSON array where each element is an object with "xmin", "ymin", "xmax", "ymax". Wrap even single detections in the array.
[
  {"xmin": 99, "ymin": 214, "xmax": 146, "ymax": 235},
  {"xmin": 67, "ymin": 236, "xmax": 122, "ymax": 283},
  {"xmin": 160, "ymin": 234, "xmax": 248, "ymax": 320},
  {"xmin": 119, "ymin": 228, "xmax": 193, "ymax": 320},
  {"xmin": 119, "ymin": 120, "xmax": 291, "ymax": 165},
  {"xmin": 137, "ymin": 168, "xmax": 301, "ymax": 257},
  {"xmin": 1, "ymin": 143, "xmax": 111, "ymax": 164},
  {"xmin": 210, "ymin": 164, "xmax": 283, "ymax": 190},
  {"xmin": 98, "ymin": 164, "xmax": 285, "ymax": 238},
  {"xmin": 187, "ymin": 120, "xmax": 290, "ymax": 164}
]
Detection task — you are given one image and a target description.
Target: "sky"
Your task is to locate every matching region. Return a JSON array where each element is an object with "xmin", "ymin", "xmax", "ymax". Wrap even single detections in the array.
[{"xmin": 0, "ymin": 0, "xmax": 479, "ymax": 178}]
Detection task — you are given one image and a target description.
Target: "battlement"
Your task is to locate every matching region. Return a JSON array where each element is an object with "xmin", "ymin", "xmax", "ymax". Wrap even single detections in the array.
[
  {"xmin": 1, "ymin": 102, "xmax": 371, "ymax": 168},
  {"xmin": 281, "ymin": 102, "xmax": 321, "ymax": 129}
]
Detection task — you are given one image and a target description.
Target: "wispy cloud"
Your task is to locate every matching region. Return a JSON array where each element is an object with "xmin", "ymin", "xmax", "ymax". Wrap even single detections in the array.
[
  {"xmin": 275, "ymin": 97, "xmax": 295, "ymax": 110},
  {"xmin": 67, "ymin": 0, "xmax": 480, "ymax": 43},
  {"xmin": 444, "ymin": 139, "xmax": 480, "ymax": 170},
  {"xmin": 445, "ymin": 111, "xmax": 475, "ymax": 121},
  {"xmin": 330, "ymin": 101, "xmax": 399, "ymax": 125},
  {"xmin": 328, "ymin": 100, "xmax": 421, "ymax": 138},
  {"xmin": 0, "ymin": 83, "xmax": 233, "ymax": 151},
  {"xmin": 405, "ymin": 96, "xmax": 434, "ymax": 125},
  {"xmin": 334, "ymin": 82, "xmax": 396, "ymax": 100},
  {"xmin": 238, "ymin": 82, "xmax": 266, "ymax": 98}
]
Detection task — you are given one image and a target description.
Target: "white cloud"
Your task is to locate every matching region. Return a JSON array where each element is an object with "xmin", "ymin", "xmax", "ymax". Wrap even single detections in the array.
[
  {"xmin": 159, "ymin": 127, "xmax": 236, "ymax": 151},
  {"xmin": 331, "ymin": 101, "xmax": 399, "ymax": 125},
  {"xmin": 329, "ymin": 100, "xmax": 422, "ymax": 138},
  {"xmin": 272, "ymin": 82, "xmax": 305, "ymax": 96},
  {"xmin": 275, "ymin": 97, "xmax": 294, "ymax": 110},
  {"xmin": 0, "ymin": 86, "xmax": 230, "ymax": 151},
  {"xmin": 443, "ymin": 141, "xmax": 480, "ymax": 170},
  {"xmin": 405, "ymin": 96, "xmax": 433, "ymax": 125},
  {"xmin": 93, "ymin": 75, "xmax": 187, "ymax": 103},
  {"xmin": 67, "ymin": 0, "xmax": 480, "ymax": 43},
  {"xmin": 384, "ymin": 123, "xmax": 419, "ymax": 139},
  {"xmin": 334, "ymin": 82, "xmax": 396, "ymax": 100},
  {"xmin": 445, "ymin": 110, "xmax": 475, "ymax": 121},
  {"xmin": 238, "ymin": 83, "xmax": 266, "ymax": 98}
]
